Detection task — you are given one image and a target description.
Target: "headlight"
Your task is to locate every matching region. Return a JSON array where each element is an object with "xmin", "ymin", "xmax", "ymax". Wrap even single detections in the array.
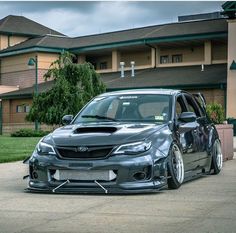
[
  {"xmin": 36, "ymin": 141, "xmax": 56, "ymax": 155},
  {"xmin": 113, "ymin": 141, "xmax": 152, "ymax": 155}
]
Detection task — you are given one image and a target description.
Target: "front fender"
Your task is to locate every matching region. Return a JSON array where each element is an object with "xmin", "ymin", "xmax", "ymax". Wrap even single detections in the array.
[
  {"xmin": 151, "ymin": 125, "xmax": 174, "ymax": 157},
  {"xmin": 208, "ymin": 124, "xmax": 219, "ymax": 154}
]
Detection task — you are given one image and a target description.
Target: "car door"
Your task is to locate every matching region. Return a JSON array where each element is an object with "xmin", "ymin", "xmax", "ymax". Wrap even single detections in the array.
[
  {"xmin": 182, "ymin": 93, "xmax": 209, "ymax": 168},
  {"xmin": 175, "ymin": 94, "xmax": 199, "ymax": 172}
]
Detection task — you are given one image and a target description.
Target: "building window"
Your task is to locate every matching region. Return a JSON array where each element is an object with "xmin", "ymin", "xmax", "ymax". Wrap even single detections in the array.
[
  {"xmin": 25, "ymin": 105, "xmax": 30, "ymax": 113},
  {"xmin": 172, "ymin": 54, "xmax": 183, "ymax": 63},
  {"xmin": 16, "ymin": 104, "xmax": 30, "ymax": 113},
  {"xmin": 100, "ymin": 62, "xmax": 107, "ymax": 70},
  {"xmin": 160, "ymin": 55, "xmax": 169, "ymax": 64},
  {"xmin": 16, "ymin": 105, "xmax": 23, "ymax": 113}
]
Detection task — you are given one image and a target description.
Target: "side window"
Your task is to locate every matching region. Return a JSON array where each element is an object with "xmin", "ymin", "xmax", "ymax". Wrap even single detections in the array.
[
  {"xmin": 175, "ymin": 95, "xmax": 187, "ymax": 118},
  {"xmin": 184, "ymin": 94, "xmax": 201, "ymax": 117}
]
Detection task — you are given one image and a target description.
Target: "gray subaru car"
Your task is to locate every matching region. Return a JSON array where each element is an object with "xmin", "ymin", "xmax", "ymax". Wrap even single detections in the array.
[{"xmin": 26, "ymin": 89, "xmax": 223, "ymax": 193}]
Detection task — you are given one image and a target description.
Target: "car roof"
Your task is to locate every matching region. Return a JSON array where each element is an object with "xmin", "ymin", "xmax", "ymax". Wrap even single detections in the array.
[{"xmin": 99, "ymin": 89, "xmax": 181, "ymax": 97}]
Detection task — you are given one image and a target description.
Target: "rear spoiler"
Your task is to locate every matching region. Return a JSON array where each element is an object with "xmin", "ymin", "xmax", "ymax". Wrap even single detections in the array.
[{"xmin": 192, "ymin": 93, "xmax": 206, "ymax": 110}]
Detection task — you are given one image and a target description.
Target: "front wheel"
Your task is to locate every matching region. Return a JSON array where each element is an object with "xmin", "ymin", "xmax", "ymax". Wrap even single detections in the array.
[
  {"xmin": 167, "ymin": 144, "xmax": 184, "ymax": 189},
  {"xmin": 211, "ymin": 139, "xmax": 223, "ymax": 174}
]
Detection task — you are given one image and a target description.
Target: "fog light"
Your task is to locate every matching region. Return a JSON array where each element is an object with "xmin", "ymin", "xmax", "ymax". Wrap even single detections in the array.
[
  {"xmin": 133, "ymin": 172, "xmax": 146, "ymax": 181},
  {"xmin": 32, "ymin": 171, "xmax": 38, "ymax": 179}
]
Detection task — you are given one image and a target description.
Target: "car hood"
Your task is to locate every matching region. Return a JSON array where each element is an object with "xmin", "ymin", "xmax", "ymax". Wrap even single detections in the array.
[{"xmin": 47, "ymin": 122, "xmax": 166, "ymax": 146}]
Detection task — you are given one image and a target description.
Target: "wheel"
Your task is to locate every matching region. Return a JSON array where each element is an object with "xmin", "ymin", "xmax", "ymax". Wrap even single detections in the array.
[
  {"xmin": 167, "ymin": 144, "xmax": 184, "ymax": 189},
  {"xmin": 211, "ymin": 139, "xmax": 223, "ymax": 174}
]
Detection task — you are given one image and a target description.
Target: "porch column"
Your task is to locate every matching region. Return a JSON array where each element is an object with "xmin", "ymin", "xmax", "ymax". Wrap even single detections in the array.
[
  {"xmin": 227, "ymin": 19, "xmax": 236, "ymax": 118},
  {"xmin": 151, "ymin": 48, "xmax": 156, "ymax": 68},
  {"xmin": 204, "ymin": 40, "xmax": 212, "ymax": 65},
  {"xmin": 112, "ymin": 50, "xmax": 120, "ymax": 72},
  {"xmin": 155, "ymin": 46, "xmax": 160, "ymax": 67}
]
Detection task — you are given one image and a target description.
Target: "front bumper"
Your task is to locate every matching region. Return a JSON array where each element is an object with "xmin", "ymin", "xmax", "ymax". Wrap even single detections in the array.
[{"xmin": 27, "ymin": 151, "xmax": 168, "ymax": 194}]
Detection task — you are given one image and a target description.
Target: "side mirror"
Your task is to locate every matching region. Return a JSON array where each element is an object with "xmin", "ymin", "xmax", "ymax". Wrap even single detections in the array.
[
  {"xmin": 178, "ymin": 112, "xmax": 197, "ymax": 123},
  {"xmin": 62, "ymin": 115, "xmax": 73, "ymax": 125}
]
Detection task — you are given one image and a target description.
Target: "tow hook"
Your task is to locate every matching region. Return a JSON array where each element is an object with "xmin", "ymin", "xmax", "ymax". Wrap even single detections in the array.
[
  {"xmin": 94, "ymin": 180, "xmax": 108, "ymax": 194},
  {"xmin": 52, "ymin": 180, "xmax": 70, "ymax": 193}
]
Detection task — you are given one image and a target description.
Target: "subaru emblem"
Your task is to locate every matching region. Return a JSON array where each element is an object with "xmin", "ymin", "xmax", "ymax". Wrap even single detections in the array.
[{"xmin": 77, "ymin": 146, "xmax": 88, "ymax": 152}]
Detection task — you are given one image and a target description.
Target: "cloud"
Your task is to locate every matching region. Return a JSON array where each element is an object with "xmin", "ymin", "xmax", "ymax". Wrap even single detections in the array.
[{"xmin": 0, "ymin": 1, "xmax": 223, "ymax": 37}]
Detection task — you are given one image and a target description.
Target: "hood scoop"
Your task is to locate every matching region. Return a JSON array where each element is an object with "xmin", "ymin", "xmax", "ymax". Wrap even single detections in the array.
[{"xmin": 74, "ymin": 127, "xmax": 118, "ymax": 134}]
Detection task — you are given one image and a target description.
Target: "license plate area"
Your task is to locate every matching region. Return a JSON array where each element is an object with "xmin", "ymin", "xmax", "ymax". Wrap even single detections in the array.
[{"xmin": 51, "ymin": 169, "xmax": 117, "ymax": 182}]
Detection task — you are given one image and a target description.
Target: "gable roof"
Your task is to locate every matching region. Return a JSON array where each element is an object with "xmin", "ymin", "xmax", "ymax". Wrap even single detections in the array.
[
  {"xmin": 102, "ymin": 64, "xmax": 227, "ymax": 90},
  {"xmin": 70, "ymin": 18, "xmax": 228, "ymax": 50},
  {"xmin": 0, "ymin": 64, "xmax": 227, "ymax": 99},
  {"xmin": 0, "ymin": 80, "xmax": 55, "ymax": 99},
  {"xmin": 0, "ymin": 15, "xmax": 65, "ymax": 37},
  {"xmin": 0, "ymin": 18, "xmax": 228, "ymax": 57},
  {"xmin": 222, "ymin": 1, "xmax": 236, "ymax": 18},
  {"xmin": 0, "ymin": 35, "xmax": 71, "ymax": 54}
]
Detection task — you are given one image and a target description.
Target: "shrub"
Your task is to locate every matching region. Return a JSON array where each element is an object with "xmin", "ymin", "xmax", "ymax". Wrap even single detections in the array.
[
  {"xmin": 11, "ymin": 128, "xmax": 50, "ymax": 137},
  {"xmin": 206, "ymin": 103, "xmax": 225, "ymax": 124}
]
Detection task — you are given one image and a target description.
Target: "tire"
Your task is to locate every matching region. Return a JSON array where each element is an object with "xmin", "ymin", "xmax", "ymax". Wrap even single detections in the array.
[
  {"xmin": 167, "ymin": 144, "xmax": 184, "ymax": 189},
  {"xmin": 211, "ymin": 139, "xmax": 223, "ymax": 175}
]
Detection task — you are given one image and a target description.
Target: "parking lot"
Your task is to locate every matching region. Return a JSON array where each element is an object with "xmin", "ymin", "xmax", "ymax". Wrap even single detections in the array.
[{"xmin": 0, "ymin": 154, "xmax": 236, "ymax": 233}]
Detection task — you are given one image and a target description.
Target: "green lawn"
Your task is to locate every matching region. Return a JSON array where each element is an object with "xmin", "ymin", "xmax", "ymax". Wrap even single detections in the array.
[{"xmin": 0, "ymin": 136, "xmax": 41, "ymax": 163}]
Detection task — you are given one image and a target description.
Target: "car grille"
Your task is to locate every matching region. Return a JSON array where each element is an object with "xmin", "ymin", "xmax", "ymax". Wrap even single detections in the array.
[{"xmin": 55, "ymin": 146, "xmax": 114, "ymax": 159}]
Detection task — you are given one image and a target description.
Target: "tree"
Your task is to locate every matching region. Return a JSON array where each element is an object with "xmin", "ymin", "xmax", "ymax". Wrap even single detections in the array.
[{"xmin": 26, "ymin": 52, "xmax": 106, "ymax": 126}]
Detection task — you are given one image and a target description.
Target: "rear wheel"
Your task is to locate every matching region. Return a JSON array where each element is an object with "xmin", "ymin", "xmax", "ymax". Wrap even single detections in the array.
[
  {"xmin": 167, "ymin": 144, "xmax": 184, "ymax": 189},
  {"xmin": 211, "ymin": 139, "xmax": 223, "ymax": 174}
]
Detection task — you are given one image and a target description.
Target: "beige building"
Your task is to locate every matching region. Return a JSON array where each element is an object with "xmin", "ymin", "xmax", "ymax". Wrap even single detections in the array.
[{"xmin": 0, "ymin": 3, "xmax": 236, "ymax": 134}]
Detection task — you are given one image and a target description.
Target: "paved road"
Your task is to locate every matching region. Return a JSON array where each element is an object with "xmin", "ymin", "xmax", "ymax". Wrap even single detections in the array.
[{"xmin": 0, "ymin": 156, "xmax": 236, "ymax": 233}]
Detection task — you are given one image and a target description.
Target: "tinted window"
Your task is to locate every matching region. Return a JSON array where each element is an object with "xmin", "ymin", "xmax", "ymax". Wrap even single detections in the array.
[
  {"xmin": 175, "ymin": 95, "xmax": 187, "ymax": 118},
  {"xmin": 184, "ymin": 94, "xmax": 202, "ymax": 117},
  {"xmin": 73, "ymin": 94, "xmax": 171, "ymax": 124}
]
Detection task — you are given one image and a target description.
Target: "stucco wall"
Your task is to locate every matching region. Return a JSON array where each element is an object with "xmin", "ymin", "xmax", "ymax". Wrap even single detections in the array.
[
  {"xmin": 1, "ymin": 53, "xmax": 37, "ymax": 73},
  {"xmin": 37, "ymin": 53, "xmax": 60, "ymax": 69},
  {"xmin": 0, "ymin": 35, "xmax": 8, "ymax": 50},
  {"xmin": 0, "ymin": 52, "xmax": 59, "ymax": 88},
  {"xmin": 227, "ymin": 19, "xmax": 236, "ymax": 118},
  {"xmin": 120, "ymin": 50, "xmax": 151, "ymax": 67},
  {"xmin": 0, "ymin": 35, "xmax": 29, "ymax": 50},
  {"xmin": 1, "ymin": 52, "xmax": 59, "ymax": 73},
  {"xmin": 159, "ymin": 45, "xmax": 204, "ymax": 63}
]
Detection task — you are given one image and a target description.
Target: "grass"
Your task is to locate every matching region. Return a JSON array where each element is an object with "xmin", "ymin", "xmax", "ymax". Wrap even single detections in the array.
[{"xmin": 0, "ymin": 136, "xmax": 41, "ymax": 163}]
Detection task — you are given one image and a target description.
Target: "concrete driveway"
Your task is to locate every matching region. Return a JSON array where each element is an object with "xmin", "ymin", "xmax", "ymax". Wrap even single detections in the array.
[{"xmin": 0, "ymin": 156, "xmax": 236, "ymax": 233}]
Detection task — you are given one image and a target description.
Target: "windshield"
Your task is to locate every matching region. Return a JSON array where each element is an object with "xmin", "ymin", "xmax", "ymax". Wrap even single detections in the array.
[{"xmin": 73, "ymin": 94, "xmax": 171, "ymax": 124}]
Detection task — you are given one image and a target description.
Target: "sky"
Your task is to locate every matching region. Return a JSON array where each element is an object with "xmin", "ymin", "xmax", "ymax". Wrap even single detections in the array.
[{"xmin": 0, "ymin": 1, "xmax": 223, "ymax": 37}]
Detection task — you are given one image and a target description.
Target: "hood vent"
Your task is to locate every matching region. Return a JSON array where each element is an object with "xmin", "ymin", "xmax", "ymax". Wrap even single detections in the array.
[{"xmin": 74, "ymin": 127, "xmax": 117, "ymax": 134}]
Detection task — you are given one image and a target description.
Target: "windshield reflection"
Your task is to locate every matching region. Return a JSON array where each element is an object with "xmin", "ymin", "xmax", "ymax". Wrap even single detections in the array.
[{"xmin": 73, "ymin": 94, "xmax": 171, "ymax": 124}]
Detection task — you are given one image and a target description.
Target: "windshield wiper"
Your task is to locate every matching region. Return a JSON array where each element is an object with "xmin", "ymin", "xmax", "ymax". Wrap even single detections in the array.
[{"xmin": 81, "ymin": 115, "xmax": 117, "ymax": 121}]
